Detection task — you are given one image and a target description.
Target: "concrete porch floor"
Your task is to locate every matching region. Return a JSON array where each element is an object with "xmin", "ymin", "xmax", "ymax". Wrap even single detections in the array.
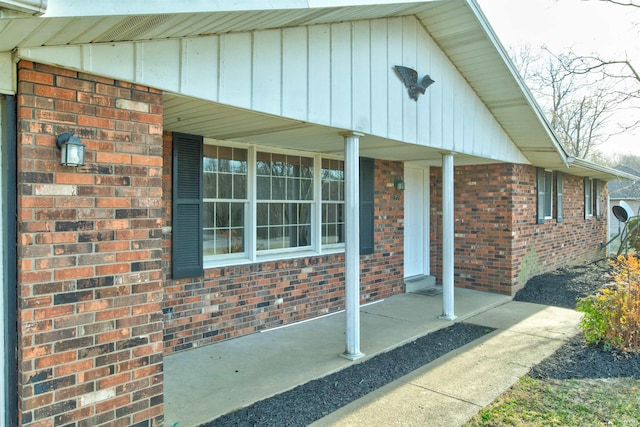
[{"xmin": 164, "ymin": 288, "xmax": 511, "ymax": 427}]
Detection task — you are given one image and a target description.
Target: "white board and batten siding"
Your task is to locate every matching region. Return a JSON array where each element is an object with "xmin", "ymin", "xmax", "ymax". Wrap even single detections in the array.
[{"xmin": 17, "ymin": 15, "xmax": 527, "ymax": 164}]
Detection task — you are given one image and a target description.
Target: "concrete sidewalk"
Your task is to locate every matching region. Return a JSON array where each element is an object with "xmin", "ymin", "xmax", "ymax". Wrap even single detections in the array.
[
  {"xmin": 164, "ymin": 291, "xmax": 582, "ymax": 427},
  {"xmin": 311, "ymin": 302, "xmax": 583, "ymax": 427}
]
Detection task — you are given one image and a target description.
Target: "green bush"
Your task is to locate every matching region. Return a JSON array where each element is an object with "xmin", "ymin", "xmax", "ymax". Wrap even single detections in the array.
[{"xmin": 576, "ymin": 254, "xmax": 640, "ymax": 352}]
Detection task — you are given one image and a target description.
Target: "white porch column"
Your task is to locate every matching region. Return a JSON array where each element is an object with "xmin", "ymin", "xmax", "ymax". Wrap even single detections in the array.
[
  {"xmin": 341, "ymin": 131, "xmax": 365, "ymax": 360},
  {"xmin": 440, "ymin": 152, "xmax": 456, "ymax": 320}
]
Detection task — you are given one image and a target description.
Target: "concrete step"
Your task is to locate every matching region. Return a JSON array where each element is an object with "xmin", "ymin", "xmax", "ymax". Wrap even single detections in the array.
[{"xmin": 404, "ymin": 275, "xmax": 437, "ymax": 294}]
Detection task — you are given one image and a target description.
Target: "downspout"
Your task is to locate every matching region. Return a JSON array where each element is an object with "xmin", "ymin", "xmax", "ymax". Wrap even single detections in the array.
[{"xmin": 1, "ymin": 94, "xmax": 17, "ymax": 427}]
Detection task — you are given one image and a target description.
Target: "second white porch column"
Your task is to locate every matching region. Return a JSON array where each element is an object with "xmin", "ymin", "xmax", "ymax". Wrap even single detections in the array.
[
  {"xmin": 440, "ymin": 152, "xmax": 457, "ymax": 320},
  {"xmin": 341, "ymin": 131, "xmax": 365, "ymax": 360}
]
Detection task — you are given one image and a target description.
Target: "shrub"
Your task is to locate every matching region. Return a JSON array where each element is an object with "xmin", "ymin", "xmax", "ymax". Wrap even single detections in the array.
[{"xmin": 576, "ymin": 254, "xmax": 640, "ymax": 352}]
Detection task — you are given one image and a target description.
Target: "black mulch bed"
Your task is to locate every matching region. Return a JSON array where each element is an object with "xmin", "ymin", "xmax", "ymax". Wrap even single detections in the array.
[
  {"xmin": 202, "ymin": 258, "xmax": 640, "ymax": 426},
  {"xmin": 515, "ymin": 258, "xmax": 640, "ymax": 381},
  {"xmin": 201, "ymin": 323, "xmax": 493, "ymax": 427}
]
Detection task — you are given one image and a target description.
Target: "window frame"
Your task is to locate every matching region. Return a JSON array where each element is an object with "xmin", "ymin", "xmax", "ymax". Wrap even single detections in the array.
[
  {"xmin": 536, "ymin": 168, "xmax": 554, "ymax": 224},
  {"xmin": 584, "ymin": 177, "xmax": 593, "ymax": 218},
  {"xmin": 202, "ymin": 140, "xmax": 347, "ymax": 269}
]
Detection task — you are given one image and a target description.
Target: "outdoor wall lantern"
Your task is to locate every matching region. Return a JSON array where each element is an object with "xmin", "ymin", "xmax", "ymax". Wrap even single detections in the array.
[
  {"xmin": 394, "ymin": 178, "xmax": 405, "ymax": 191},
  {"xmin": 56, "ymin": 132, "xmax": 85, "ymax": 166}
]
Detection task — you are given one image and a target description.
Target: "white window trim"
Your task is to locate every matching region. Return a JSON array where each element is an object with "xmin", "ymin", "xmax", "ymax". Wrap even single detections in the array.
[
  {"xmin": 202, "ymin": 139, "xmax": 345, "ymax": 269},
  {"xmin": 585, "ymin": 178, "xmax": 593, "ymax": 218},
  {"xmin": 543, "ymin": 170, "xmax": 553, "ymax": 219}
]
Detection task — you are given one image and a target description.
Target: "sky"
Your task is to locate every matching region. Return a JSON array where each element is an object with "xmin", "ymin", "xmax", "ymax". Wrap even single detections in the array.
[{"xmin": 476, "ymin": 0, "xmax": 640, "ymax": 157}]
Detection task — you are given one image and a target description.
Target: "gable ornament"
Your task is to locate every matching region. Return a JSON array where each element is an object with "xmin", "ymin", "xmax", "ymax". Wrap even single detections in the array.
[{"xmin": 394, "ymin": 65, "xmax": 434, "ymax": 101}]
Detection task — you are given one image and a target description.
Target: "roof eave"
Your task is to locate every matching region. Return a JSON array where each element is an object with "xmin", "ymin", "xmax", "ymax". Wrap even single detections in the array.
[{"xmin": 568, "ymin": 158, "xmax": 640, "ymax": 182}]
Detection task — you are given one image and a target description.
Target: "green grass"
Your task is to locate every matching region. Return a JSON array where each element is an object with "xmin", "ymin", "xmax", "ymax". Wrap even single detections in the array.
[{"xmin": 465, "ymin": 376, "xmax": 640, "ymax": 426}]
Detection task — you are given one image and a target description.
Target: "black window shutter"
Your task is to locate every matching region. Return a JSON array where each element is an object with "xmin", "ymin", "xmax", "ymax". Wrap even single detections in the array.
[
  {"xmin": 594, "ymin": 179, "xmax": 601, "ymax": 219},
  {"xmin": 359, "ymin": 157, "xmax": 375, "ymax": 255},
  {"xmin": 536, "ymin": 167, "xmax": 545, "ymax": 224},
  {"xmin": 172, "ymin": 132, "xmax": 204, "ymax": 279},
  {"xmin": 556, "ymin": 172, "xmax": 564, "ymax": 222}
]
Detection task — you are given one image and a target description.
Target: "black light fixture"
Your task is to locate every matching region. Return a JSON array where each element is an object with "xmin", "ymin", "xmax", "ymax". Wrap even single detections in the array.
[
  {"xmin": 56, "ymin": 132, "xmax": 85, "ymax": 167},
  {"xmin": 394, "ymin": 178, "xmax": 405, "ymax": 191}
]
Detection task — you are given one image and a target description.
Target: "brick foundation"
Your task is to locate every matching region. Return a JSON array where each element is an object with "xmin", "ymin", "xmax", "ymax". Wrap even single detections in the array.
[
  {"xmin": 430, "ymin": 163, "xmax": 607, "ymax": 295},
  {"xmin": 17, "ymin": 62, "xmax": 164, "ymax": 426},
  {"xmin": 161, "ymin": 133, "xmax": 405, "ymax": 354}
]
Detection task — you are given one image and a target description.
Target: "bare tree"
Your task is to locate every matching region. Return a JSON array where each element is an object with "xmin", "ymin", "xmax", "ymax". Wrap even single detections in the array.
[{"xmin": 512, "ymin": 48, "xmax": 627, "ymax": 159}]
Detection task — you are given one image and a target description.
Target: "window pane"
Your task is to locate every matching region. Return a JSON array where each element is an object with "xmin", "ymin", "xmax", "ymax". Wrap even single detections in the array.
[
  {"xmin": 301, "ymin": 178, "xmax": 313, "ymax": 200},
  {"xmin": 218, "ymin": 173, "xmax": 232, "ymax": 199},
  {"xmin": 233, "ymin": 174, "xmax": 246, "ymax": 199},
  {"xmin": 230, "ymin": 203, "xmax": 244, "ymax": 227},
  {"xmin": 257, "ymin": 203, "xmax": 268, "ymax": 226},
  {"xmin": 257, "ymin": 176, "xmax": 270, "ymax": 199},
  {"xmin": 203, "ymin": 172, "xmax": 217, "ymax": 198},
  {"xmin": 272, "ymin": 177, "xmax": 286, "ymax": 200},
  {"xmin": 544, "ymin": 171, "xmax": 553, "ymax": 218},
  {"xmin": 204, "ymin": 202, "xmax": 215, "ymax": 228},
  {"xmin": 215, "ymin": 202, "xmax": 229, "ymax": 227},
  {"xmin": 230, "ymin": 229, "xmax": 244, "ymax": 253},
  {"xmin": 287, "ymin": 178, "xmax": 300, "ymax": 200}
]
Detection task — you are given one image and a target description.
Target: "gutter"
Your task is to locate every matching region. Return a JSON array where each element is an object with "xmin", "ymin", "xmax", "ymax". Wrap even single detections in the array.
[
  {"xmin": 568, "ymin": 157, "xmax": 640, "ymax": 182},
  {"xmin": 0, "ymin": 0, "xmax": 46, "ymax": 15}
]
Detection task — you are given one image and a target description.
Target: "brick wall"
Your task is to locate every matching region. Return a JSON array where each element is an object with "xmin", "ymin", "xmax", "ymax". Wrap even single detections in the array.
[
  {"xmin": 430, "ymin": 163, "xmax": 607, "ymax": 295},
  {"xmin": 162, "ymin": 134, "xmax": 404, "ymax": 354},
  {"xmin": 17, "ymin": 62, "xmax": 164, "ymax": 426}
]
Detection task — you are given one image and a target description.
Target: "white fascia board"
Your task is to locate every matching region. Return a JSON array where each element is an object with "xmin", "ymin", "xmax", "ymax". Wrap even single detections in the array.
[
  {"xmin": 570, "ymin": 158, "xmax": 640, "ymax": 182},
  {"xmin": 0, "ymin": 0, "xmax": 47, "ymax": 15},
  {"xmin": 0, "ymin": 52, "xmax": 14, "ymax": 95},
  {"xmin": 43, "ymin": 0, "xmax": 309, "ymax": 17},
  {"xmin": 308, "ymin": 0, "xmax": 435, "ymax": 6}
]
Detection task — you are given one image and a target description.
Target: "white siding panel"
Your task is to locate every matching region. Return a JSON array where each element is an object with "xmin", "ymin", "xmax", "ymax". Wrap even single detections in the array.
[
  {"xmin": 370, "ymin": 19, "xmax": 388, "ymax": 138},
  {"xmin": 330, "ymin": 23, "xmax": 351, "ymax": 129},
  {"xmin": 428, "ymin": 44, "xmax": 445, "ymax": 149},
  {"xmin": 253, "ymin": 29, "xmax": 282, "ymax": 114},
  {"xmin": 282, "ymin": 27, "xmax": 308, "ymax": 119},
  {"xmin": 137, "ymin": 40, "xmax": 181, "ymax": 90},
  {"xmin": 386, "ymin": 18, "xmax": 404, "ymax": 142},
  {"xmin": 415, "ymin": 27, "xmax": 431, "ymax": 147},
  {"xmin": 17, "ymin": 15, "xmax": 529, "ymax": 164},
  {"xmin": 219, "ymin": 32, "xmax": 252, "ymax": 107},
  {"xmin": 86, "ymin": 43, "xmax": 135, "ymax": 82},
  {"xmin": 308, "ymin": 25, "xmax": 331, "ymax": 124},
  {"xmin": 181, "ymin": 36, "xmax": 219, "ymax": 101},
  {"xmin": 351, "ymin": 21, "xmax": 371, "ymax": 132},
  {"xmin": 401, "ymin": 17, "xmax": 417, "ymax": 144}
]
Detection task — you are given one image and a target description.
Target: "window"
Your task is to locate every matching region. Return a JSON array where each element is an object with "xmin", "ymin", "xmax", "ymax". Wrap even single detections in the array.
[
  {"xmin": 203, "ymin": 145, "xmax": 247, "ymax": 256},
  {"xmin": 172, "ymin": 134, "xmax": 376, "ymax": 277},
  {"xmin": 537, "ymin": 168, "xmax": 564, "ymax": 224},
  {"xmin": 321, "ymin": 158, "xmax": 345, "ymax": 245},
  {"xmin": 536, "ymin": 168, "xmax": 553, "ymax": 223},
  {"xmin": 256, "ymin": 152, "xmax": 314, "ymax": 251},
  {"xmin": 584, "ymin": 178, "xmax": 593, "ymax": 218},
  {"xmin": 584, "ymin": 178, "xmax": 601, "ymax": 219}
]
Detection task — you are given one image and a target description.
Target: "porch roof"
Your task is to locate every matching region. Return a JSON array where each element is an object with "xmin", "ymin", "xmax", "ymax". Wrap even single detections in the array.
[{"xmin": 2, "ymin": 0, "xmax": 633, "ymax": 181}]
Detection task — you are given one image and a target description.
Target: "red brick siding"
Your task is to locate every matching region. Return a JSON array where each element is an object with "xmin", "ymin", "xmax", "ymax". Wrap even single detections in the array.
[
  {"xmin": 162, "ymin": 134, "xmax": 404, "ymax": 354},
  {"xmin": 430, "ymin": 163, "xmax": 607, "ymax": 295},
  {"xmin": 17, "ymin": 62, "xmax": 164, "ymax": 427}
]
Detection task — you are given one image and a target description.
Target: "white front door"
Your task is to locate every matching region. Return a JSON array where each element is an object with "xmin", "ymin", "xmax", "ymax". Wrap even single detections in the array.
[{"xmin": 404, "ymin": 165, "xmax": 430, "ymax": 278}]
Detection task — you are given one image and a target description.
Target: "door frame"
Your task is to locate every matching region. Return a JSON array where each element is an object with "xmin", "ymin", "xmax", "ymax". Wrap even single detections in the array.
[{"xmin": 403, "ymin": 164, "xmax": 430, "ymax": 279}]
